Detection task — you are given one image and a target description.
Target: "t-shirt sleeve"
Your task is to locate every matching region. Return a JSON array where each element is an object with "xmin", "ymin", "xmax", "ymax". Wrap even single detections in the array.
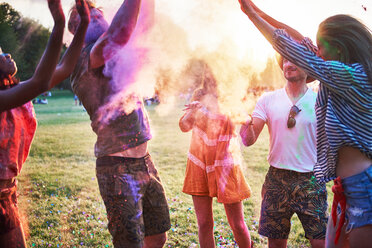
[{"xmin": 252, "ymin": 93, "xmax": 268, "ymax": 122}]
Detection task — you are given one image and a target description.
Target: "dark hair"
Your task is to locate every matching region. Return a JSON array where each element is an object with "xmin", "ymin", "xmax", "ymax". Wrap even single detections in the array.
[
  {"xmin": 0, "ymin": 74, "xmax": 19, "ymax": 90},
  {"xmin": 318, "ymin": 15, "xmax": 372, "ymax": 82}
]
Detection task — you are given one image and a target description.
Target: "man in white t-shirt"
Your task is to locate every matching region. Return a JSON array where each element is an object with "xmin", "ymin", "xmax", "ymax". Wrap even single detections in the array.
[{"xmin": 240, "ymin": 57, "xmax": 328, "ymax": 248}]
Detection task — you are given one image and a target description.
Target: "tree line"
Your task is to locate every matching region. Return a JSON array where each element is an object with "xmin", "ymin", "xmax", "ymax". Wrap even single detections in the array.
[{"xmin": 0, "ymin": 3, "xmax": 70, "ymax": 89}]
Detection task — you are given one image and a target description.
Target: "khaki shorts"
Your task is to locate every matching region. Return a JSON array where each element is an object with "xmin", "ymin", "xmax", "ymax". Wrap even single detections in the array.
[
  {"xmin": 259, "ymin": 166, "xmax": 328, "ymax": 240},
  {"xmin": 0, "ymin": 179, "xmax": 21, "ymax": 235},
  {"xmin": 96, "ymin": 154, "xmax": 171, "ymax": 248}
]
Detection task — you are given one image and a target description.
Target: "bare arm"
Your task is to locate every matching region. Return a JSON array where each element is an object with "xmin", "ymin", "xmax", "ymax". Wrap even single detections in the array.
[
  {"xmin": 0, "ymin": 0, "xmax": 65, "ymax": 112},
  {"xmin": 49, "ymin": 0, "xmax": 90, "ymax": 89},
  {"xmin": 90, "ymin": 0, "xmax": 142, "ymax": 68},
  {"xmin": 239, "ymin": 117, "xmax": 265, "ymax": 146},
  {"xmin": 249, "ymin": 0, "xmax": 304, "ymax": 41},
  {"xmin": 238, "ymin": 0, "xmax": 277, "ymax": 45},
  {"xmin": 179, "ymin": 101, "xmax": 202, "ymax": 132},
  {"xmin": 179, "ymin": 111, "xmax": 195, "ymax": 133}
]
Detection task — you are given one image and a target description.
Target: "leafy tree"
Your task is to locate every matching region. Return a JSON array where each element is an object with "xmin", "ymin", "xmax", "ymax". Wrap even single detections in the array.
[
  {"xmin": 15, "ymin": 18, "xmax": 50, "ymax": 80},
  {"xmin": 0, "ymin": 3, "xmax": 20, "ymax": 55}
]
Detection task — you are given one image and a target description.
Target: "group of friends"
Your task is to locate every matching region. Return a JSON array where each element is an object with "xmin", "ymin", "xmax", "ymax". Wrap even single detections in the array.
[{"xmin": 0, "ymin": 0, "xmax": 371, "ymax": 247}]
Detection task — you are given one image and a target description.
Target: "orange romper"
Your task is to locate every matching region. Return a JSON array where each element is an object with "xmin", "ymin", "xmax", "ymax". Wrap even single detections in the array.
[{"xmin": 182, "ymin": 107, "xmax": 251, "ymax": 204}]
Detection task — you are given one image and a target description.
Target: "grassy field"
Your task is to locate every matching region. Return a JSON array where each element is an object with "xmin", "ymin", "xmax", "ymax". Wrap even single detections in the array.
[{"xmin": 18, "ymin": 90, "xmax": 333, "ymax": 248}]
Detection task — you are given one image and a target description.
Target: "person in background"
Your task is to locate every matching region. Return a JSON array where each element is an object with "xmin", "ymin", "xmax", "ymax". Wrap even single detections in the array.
[
  {"xmin": 179, "ymin": 63, "xmax": 252, "ymax": 248},
  {"xmin": 0, "ymin": 0, "xmax": 90, "ymax": 247},
  {"xmin": 238, "ymin": 0, "xmax": 372, "ymax": 247}
]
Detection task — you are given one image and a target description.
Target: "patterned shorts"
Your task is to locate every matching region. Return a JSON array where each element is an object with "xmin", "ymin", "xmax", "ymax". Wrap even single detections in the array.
[
  {"xmin": 259, "ymin": 166, "xmax": 328, "ymax": 240},
  {"xmin": 96, "ymin": 154, "xmax": 171, "ymax": 248},
  {"xmin": 0, "ymin": 179, "xmax": 21, "ymax": 235}
]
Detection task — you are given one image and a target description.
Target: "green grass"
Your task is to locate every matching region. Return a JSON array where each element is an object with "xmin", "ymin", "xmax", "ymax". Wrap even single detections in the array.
[{"xmin": 18, "ymin": 90, "xmax": 333, "ymax": 247}]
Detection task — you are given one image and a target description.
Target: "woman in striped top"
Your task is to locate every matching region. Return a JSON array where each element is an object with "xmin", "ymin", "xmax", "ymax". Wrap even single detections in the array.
[
  {"xmin": 238, "ymin": 0, "xmax": 372, "ymax": 247},
  {"xmin": 179, "ymin": 63, "xmax": 252, "ymax": 248}
]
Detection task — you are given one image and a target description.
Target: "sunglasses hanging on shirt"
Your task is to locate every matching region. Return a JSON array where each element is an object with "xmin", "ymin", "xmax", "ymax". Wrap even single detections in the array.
[{"xmin": 287, "ymin": 105, "xmax": 301, "ymax": 128}]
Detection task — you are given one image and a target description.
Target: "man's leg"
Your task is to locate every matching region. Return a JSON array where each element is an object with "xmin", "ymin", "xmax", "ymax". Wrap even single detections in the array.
[
  {"xmin": 295, "ymin": 175, "xmax": 328, "ymax": 248},
  {"xmin": 96, "ymin": 157, "xmax": 148, "ymax": 248},
  {"xmin": 309, "ymin": 238, "xmax": 325, "ymax": 248},
  {"xmin": 267, "ymin": 238, "xmax": 287, "ymax": 248},
  {"xmin": 143, "ymin": 233, "xmax": 167, "ymax": 248},
  {"xmin": 141, "ymin": 154, "xmax": 171, "ymax": 247},
  {"xmin": 258, "ymin": 167, "xmax": 293, "ymax": 246},
  {"xmin": 224, "ymin": 201, "xmax": 251, "ymax": 248}
]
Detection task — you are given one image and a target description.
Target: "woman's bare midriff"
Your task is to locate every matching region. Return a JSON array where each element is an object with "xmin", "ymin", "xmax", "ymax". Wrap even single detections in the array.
[
  {"xmin": 108, "ymin": 142, "xmax": 148, "ymax": 158},
  {"xmin": 337, "ymin": 146, "xmax": 372, "ymax": 179}
]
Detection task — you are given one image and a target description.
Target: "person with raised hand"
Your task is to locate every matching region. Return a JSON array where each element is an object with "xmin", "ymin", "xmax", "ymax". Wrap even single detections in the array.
[
  {"xmin": 0, "ymin": 1, "xmax": 90, "ymax": 247},
  {"xmin": 180, "ymin": 63, "xmax": 252, "ymax": 248},
  {"xmin": 0, "ymin": 1, "xmax": 65, "ymax": 247},
  {"xmin": 0, "ymin": 0, "xmax": 65, "ymax": 112},
  {"xmin": 67, "ymin": 0, "xmax": 171, "ymax": 247},
  {"xmin": 238, "ymin": 0, "xmax": 372, "ymax": 247},
  {"xmin": 49, "ymin": 0, "xmax": 90, "ymax": 89}
]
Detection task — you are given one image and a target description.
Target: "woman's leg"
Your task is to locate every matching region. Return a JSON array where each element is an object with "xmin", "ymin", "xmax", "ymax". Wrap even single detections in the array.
[
  {"xmin": 349, "ymin": 225, "xmax": 372, "ymax": 248},
  {"xmin": 224, "ymin": 201, "xmax": 252, "ymax": 248},
  {"xmin": 192, "ymin": 195, "xmax": 215, "ymax": 248},
  {"xmin": 325, "ymin": 214, "xmax": 349, "ymax": 248}
]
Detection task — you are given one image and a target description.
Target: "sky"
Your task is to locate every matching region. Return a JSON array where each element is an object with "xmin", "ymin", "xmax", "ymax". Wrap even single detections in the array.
[{"xmin": 7, "ymin": 0, "xmax": 372, "ymax": 68}]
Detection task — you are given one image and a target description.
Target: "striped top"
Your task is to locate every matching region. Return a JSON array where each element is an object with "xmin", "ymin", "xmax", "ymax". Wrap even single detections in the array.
[{"xmin": 272, "ymin": 29, "xmax": 372, "ymax": 182}]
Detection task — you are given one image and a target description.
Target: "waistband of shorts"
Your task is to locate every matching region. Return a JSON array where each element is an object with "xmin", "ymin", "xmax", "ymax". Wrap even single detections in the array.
[
  {"xmin": 342, "ymin": 165, "xmax": 372, "ymax": 185},
  {"xmin": 96, "ymin": 153, "xmax": 150, "ymax": 167},
  {"xmin": 269, "ymin": 166, "xmax": 314, "ymax": 176}
]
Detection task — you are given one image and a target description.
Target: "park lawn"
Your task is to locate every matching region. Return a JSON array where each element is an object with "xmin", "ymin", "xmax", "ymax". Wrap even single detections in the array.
[{"xmin": 18, "ymin": 90, "xmax": 333, "ymax": 248}]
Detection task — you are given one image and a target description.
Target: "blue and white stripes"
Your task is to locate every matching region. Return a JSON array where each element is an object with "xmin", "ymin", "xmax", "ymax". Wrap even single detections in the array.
[{"xmin": 272, "ymin": 29, "xmax": 372, "ymax": 182}]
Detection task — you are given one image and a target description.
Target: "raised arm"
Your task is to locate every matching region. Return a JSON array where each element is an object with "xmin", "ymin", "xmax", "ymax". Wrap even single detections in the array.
[
  {"xmin": 49, "ymin": 0, "xmax": 90, "ymax": 89},
  {"xmin": 90, "ymin": 0, "xmax": 142, "ymax": 68},
  {"xmin": 248, "ymin": 0, "xmax": 304, "ymax": 41},
  {"xmin": 238, "ymin": 0, "xmax": 277, "ymax": 45},
  {"xmin": 0, "ymin": 0, "xmax": 65, "ymax": 112}
]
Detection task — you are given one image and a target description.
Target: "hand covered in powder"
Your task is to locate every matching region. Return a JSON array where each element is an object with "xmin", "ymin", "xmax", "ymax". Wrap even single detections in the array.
[
  {"xmin": 183, "ymin": 101, "xmax": 202, "ymax": 111},
  {"xmin": 76, "ymin": 0, "xmax": 90, "ymax": 25},
  {"xmin": 48, "ymin": 0, "xmax": 65, "ymax": 25}
]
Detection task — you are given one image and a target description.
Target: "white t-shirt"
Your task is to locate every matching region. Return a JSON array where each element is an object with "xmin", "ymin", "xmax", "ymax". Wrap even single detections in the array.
[{"xmin": 252, "ymin": 88, "xmax": 317, "ymax": 172}]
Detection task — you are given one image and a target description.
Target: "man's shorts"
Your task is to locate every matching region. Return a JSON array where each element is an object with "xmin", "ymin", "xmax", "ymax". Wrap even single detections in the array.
[
  {"xmin": 96, "ymin": 154, "xmax": 171, "ymax": 248},
  {"xmin": 258, "ymin": 166, "xmax": 328, "ymax": 240},
  {"xmin": 342, "ymin": 165, "xmax": 372, "ymax": 232},
  {"xmin": 0, "ymin": 179, "xmax": 21, "ymax": 235}
]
